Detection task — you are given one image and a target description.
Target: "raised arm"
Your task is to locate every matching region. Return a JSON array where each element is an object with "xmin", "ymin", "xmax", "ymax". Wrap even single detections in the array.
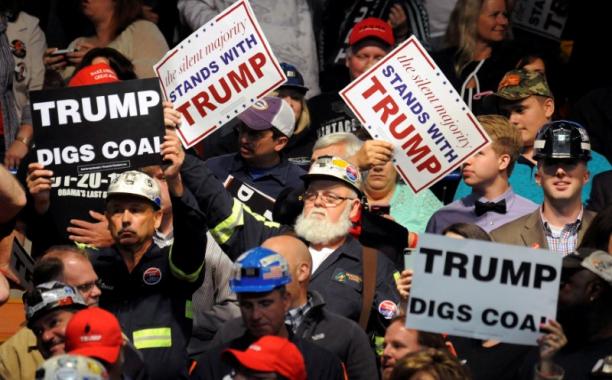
[{"xmin": 0, "ymin": 165, "xmax": 26, "ymax": 223}]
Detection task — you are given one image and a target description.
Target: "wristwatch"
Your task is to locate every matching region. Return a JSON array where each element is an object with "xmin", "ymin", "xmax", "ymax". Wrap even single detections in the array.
[{"xmin": 14, "ymin": 135, "xmax": 31, "ymax": 148}]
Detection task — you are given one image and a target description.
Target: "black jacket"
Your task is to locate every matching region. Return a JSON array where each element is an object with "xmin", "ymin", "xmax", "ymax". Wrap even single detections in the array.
[
  {"xmin": 90, "ymin": 192, "xmax": 207, "ymax": 380},
  {"xmin": 292, "ymin": 291, "xmax": 378, "ymax": 380},
  {"xmin": 209, "ymin": 292, "xmax": 377, "ymax": 380},
  {"xmin": 190, "ymin": 329, "xmax": 345, "ymax": 380}
]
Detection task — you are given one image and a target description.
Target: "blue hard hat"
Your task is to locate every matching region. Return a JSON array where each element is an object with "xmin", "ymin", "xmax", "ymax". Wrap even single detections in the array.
[
  {"xmin": 279, "ymin": 63, "xmax": 308, "ymax": 94},
  {"xmin": 230, "ymin": 247, "xmax": 291, "ymax": 293}
]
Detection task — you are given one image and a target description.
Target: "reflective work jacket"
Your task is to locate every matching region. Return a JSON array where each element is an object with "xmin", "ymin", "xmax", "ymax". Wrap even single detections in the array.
[{"xmin": 90, "ymin": 193, "xmax": 207, "ymax": 380}]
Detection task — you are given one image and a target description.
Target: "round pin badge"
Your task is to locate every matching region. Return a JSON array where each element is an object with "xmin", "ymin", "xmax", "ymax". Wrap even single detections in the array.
[
  {"xmin": 345, "ymin": 166, "xmax": 358, "ymax": 182},
  {"xmin": 143, "ymin": 267, "xmax": 162, "ymax": 285},
  {"xmin": 378, "ymin": 300, "xmax": 398, "ymax": 319}
]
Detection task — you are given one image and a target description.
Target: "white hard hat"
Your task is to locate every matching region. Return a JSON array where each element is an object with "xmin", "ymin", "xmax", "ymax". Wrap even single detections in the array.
[
  {"xmin": 107, "ymin": 170, "xmax": 161, "ymax": 209},
  {"xmin": 302, "ymin": 156, "xmax": 362, "ymax": 194},
  {"xmin": 36, "ymin": 354, "xmax": 109, "ymax": 380}
]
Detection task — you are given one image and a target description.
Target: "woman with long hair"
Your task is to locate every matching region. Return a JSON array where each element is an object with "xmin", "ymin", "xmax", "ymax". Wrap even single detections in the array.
[
  {"xmin": 44, "ymin": 0, "xmax": 167, "ymax": 81},
  {"xmin": 433, "ymin": 0, "xmax": 521, "ymax": 115}
]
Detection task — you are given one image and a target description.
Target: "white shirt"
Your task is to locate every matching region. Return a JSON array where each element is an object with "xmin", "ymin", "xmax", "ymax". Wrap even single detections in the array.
[{"xmin": 309, "ymin": 246, "xmax": 335, "ymax": 273}]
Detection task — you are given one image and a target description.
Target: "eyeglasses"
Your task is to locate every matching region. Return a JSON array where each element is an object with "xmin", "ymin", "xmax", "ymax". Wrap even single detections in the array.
[
  {"xmin": 75, "ymin": 279, "xmax": 102, "ymax": 293},
  {"xmin": 301, "ymin": 190, "xmax": 355, "ymax": 207}
]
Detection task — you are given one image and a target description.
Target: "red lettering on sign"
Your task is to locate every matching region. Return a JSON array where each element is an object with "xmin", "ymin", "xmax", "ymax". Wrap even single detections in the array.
[
  {"xmin": 175, "ymin": 52, "xmax": 268, "ymax": 126},
  {"xmin": 361, "ymin": 75, "xmax": 441, "ymax": 174}
]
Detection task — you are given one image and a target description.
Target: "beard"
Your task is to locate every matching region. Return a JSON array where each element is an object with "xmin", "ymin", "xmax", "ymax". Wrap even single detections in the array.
[{"xmin": 294, "ymin": 205, "xmax": 352, "ymax": 245}]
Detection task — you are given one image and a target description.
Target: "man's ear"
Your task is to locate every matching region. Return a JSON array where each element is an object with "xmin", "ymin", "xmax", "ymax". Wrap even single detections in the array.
[
  {"xmin": 543, "ymin": 97, "xmax": 555, "ymax": 119},
  {"xmin": 498, "ymin": 153, "xmax": 511, "ymax": 172},
  {"xmin": 153, "ymin": 208, "xmax": 163, "ymax": 229},
  {"xmin": 274, "ymin": 136, "xmax": 289, "ymax": 152},
  {"xmin": 587, "ymin": 279, "xmax": 604, "ymax": 302},
  {"xmin": 296, "ymin": 262, "xmax": 310, "ymax": 283},
  {"xmin": 348, "ymin": 199, "xmax": 361, "ymax": 222},
  {"xmin": 535, "ymin": 166, "xmax": 542, "ymax": 185}
]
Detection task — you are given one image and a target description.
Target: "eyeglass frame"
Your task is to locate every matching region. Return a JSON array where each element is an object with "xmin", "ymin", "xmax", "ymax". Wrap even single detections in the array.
[
  {"xmin": 300, "ymin": 190, "xmax": 357, "ymax": 207},
  {"xmin": 75, "ymin": 279, "xmax": 102, "ymax": 293}
]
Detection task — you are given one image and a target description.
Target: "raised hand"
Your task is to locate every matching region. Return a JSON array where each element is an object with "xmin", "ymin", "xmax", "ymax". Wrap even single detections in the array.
[
  {"xmin": 26, "ymin": 162, "xmax": 53, "ymax": 214},
  {"xmin": 67, "ymin": 211, "xmax": 113, "ymax": 248}
]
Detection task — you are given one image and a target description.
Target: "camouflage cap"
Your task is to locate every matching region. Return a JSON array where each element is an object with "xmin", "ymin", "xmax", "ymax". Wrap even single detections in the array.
[{"xmin": 494, "ymin": 69, "xmax": 553, "ymax": 100}]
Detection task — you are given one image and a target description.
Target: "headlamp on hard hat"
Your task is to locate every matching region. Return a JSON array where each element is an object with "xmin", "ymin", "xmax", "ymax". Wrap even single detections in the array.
[
  {"xmin": 230, "ymin": 247, "xmax": 291, "ymax": 293},
  {"xmin": 533, "ymin": 120, "xmax": 591, "ymax": 162}
]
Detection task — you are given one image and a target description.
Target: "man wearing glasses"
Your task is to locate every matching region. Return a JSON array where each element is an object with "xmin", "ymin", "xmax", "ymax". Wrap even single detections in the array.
[
  {"xmin": 177, "ymin": 150, "xmax": 400, "ymax": 341},
  {"xmin": 0, "ymin": 245, "xmax": 142, "ymax": 380}
]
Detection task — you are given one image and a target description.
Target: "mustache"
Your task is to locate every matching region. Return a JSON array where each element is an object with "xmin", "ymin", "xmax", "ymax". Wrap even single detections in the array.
[
  {"xmin": 306, "ymin": 207, "xmax": 328, "ymax": 218},
  {"xmin": 42, "ymin": 337, "xmax": 62, "ymax": 351}
]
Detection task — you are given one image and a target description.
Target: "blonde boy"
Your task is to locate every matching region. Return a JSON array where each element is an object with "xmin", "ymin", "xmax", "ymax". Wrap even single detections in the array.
[{"xmin": 426, "ymin": 115, "xmax": 538, "ymax": 233}]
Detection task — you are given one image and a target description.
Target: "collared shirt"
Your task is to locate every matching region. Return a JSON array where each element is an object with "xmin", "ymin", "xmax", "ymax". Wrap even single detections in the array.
[
  {"xmin": 453, "ymin": 153, "xmax": 612, "ymax": 205},
  {"xmin": 426, "ymin": 188, "xmax": 538, "ymax": 233},
  {"xmin": 205, "ymin": 153, "xmax": 306, "ymax": 198},
  {"xmin": 541, "ymin": 207, "xmax": 583, "ymax": 255},
  {"xmin": 285, "ymin": 294, "xmax": 314, "ymax": 334}
]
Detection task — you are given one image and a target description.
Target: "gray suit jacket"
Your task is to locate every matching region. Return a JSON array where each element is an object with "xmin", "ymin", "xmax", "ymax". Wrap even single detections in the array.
[{"xmin": 489, "ymin": 208, "xmax": 597, "ymax": 249}]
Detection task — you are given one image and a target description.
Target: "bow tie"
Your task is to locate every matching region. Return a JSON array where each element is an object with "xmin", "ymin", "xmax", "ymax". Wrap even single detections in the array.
[{"xmin": 474, "ymin": 199, "xmax": 507, "ymax": 216}]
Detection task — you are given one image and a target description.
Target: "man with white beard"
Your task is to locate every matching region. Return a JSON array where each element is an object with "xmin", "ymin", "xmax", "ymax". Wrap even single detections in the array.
[{"xmin": 176, "ymin": 150, "xmax": 401, "ymax": 341}]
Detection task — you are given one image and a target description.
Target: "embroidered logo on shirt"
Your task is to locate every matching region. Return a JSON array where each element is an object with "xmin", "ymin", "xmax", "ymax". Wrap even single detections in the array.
[
  {"xmin": 333, "ymin": 270, "xmax": 362, "ymax": 284},
  {"xmin": 143, "ymin": 267, "xmax": 162, "ymax": 285}
]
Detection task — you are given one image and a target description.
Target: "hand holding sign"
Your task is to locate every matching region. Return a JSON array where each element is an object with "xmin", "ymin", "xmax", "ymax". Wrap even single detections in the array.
[
  {"xmin": 396, "ymin": 268, "xmax": 413, "ymax": 301},
  {"xmin": 26, "ymin": 162, "xmax": 53, "ymax": 214},
  {"xmin": 67, "ymin": 211, "xmax": 113, "ymax": 248},
  {"xmin": 163, "ymin": 101, "xmax": 182, "ymax": 129},
  {"xmin": 538, "ymin": 319, "xmax": 567, "ymax": 362},
  {"xmin": 352, "ymin": 139, "xmax": 394, "ymax": 170},
  {"xmin": 161, "ymin": 129, "xmax": 185, "ymax": 196}
]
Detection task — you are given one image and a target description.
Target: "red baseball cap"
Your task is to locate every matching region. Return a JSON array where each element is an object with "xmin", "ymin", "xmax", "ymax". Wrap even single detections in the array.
[
  {"xmin": 349, "ymin": 17, "xmax": 395, "ymax": 47},
  {"xmin": 65, "ymin": 307, "xmax": 123, "ymax": 364},
  {"xmin": 224, "ymin": 336, "xmax": 306, "ymax": 380},
  {"xmin": 68, "ymin": 62, "xmax": 119, "ymax": 87}
]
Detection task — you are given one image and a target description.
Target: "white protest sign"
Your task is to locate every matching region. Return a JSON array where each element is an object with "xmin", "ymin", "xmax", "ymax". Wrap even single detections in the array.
[
  {"xmin": 512, "ymin": 0, "xmax": 567, "ymax": 40},
  {"xmin": 406, "ymin": 234, "xmax": 561, "ymax": 346},
  {"xmin": 154, "ymin": 0, "xmax": 286, "ymax": 148},
  {"xmin": 340, "ymin": 37, "xmax": 490, "ymax": 194}
]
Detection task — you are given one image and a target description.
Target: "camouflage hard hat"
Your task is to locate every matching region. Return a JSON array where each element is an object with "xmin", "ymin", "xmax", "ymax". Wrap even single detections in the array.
[{"xmin": 494, "ymin": 69, "xmax": 553, "ymax": 101}]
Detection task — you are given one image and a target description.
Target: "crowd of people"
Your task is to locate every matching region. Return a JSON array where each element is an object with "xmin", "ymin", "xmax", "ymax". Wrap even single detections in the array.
[{"xmin": 0, "ymin": 0, "xmax": 611, "ymax": 379}]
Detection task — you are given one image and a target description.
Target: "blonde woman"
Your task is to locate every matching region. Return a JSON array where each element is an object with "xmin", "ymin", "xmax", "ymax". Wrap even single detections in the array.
[{"xmin": 432, "ymin": 0, "xmax": 521, "ymax": 115}]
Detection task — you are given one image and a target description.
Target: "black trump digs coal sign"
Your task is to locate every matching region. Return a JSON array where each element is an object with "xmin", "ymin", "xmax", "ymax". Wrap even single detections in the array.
[
  {"xmin": 30, "ymin": 78, "xmax": 164, "ymax": 176},
  {"xmin": 406, "ymin": 234, "xmax": 562, "ymax": 345}
]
